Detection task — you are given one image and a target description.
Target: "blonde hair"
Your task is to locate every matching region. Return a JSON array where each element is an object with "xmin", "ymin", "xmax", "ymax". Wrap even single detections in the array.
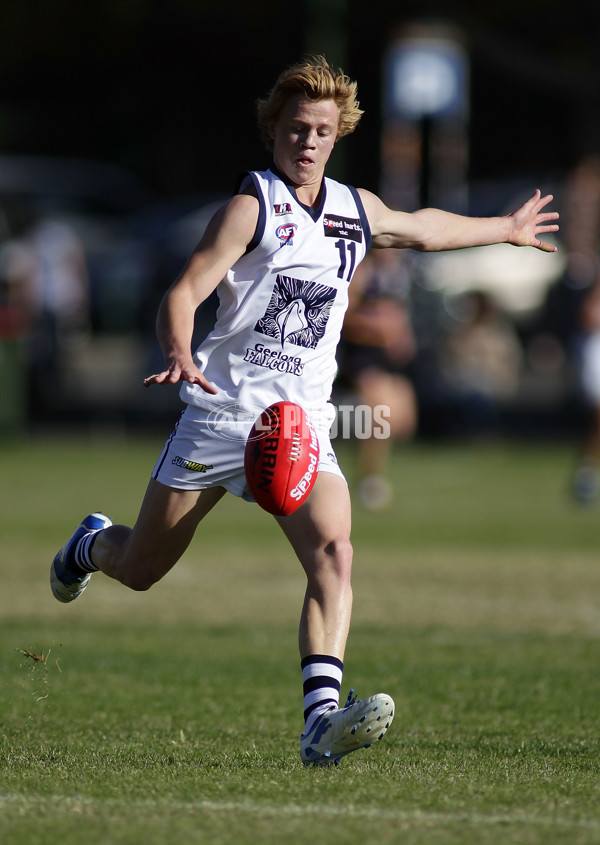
[{"xmin": 257, "ymin": 55, "xmax": 363, "ymax": 150}]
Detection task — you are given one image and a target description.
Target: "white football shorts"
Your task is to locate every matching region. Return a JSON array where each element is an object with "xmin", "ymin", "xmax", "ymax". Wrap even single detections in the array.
[{"xmin": 152, "ymin": 403, "xmax": 345, "ymax": 500}]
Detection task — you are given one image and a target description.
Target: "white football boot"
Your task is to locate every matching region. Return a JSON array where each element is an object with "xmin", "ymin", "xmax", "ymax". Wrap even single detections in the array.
[{"xmin": 300, "ymin": 690, "xmax": 395, "ymax": 766}]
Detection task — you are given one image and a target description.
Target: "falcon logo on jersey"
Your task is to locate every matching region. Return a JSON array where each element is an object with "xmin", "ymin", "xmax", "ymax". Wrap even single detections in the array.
[
  {"xmin": 254, "ymin": 274, "xmax": 336, "ymax": 349},
  {"xmin": 276, "ymin": 223, "xmax": 298, "ymax": 246},
  {"xmin": 323, "ymin": 214, "xmax": 362, "ymax": 242},
  {"xmin": 274, "ymin": 203, "xmax": 293, "ymax": 216}
]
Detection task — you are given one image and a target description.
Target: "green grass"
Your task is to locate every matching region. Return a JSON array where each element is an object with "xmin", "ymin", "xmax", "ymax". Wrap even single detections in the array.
[{"xmin": 2, "ymin": 433, "xmax": 600, "ymax": 843}]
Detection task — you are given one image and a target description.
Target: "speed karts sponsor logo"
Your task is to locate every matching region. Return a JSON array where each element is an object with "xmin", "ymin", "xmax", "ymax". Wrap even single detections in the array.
[{"xmin": 323, "ymin": 214, "xmax": 362, "ymax": 242}]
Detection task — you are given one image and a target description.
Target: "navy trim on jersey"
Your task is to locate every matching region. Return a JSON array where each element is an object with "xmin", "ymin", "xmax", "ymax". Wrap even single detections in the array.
[
  {"xmin": 233, "ymin": 171, "xmax": 252, "ymax": 195},
  {"xmin": 244, "ymin": 172, "xmax": 266, "ymax": 254},
  {"xmin": 269, "ymin": 165, "xmax": 326, "ymax": 222},
  {"xmin": 291, "ymin": 182, "xmax": 326, "ymax": 222},
  {"xmin": 348, "ymin": 185, "xmax": 372, "ymax": 252}
]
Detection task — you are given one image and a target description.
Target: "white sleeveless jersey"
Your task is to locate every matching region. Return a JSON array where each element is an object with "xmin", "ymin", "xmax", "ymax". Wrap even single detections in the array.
[{"xmin": 180, "ymin": 168, "xmax": 371, "ymax": 427}]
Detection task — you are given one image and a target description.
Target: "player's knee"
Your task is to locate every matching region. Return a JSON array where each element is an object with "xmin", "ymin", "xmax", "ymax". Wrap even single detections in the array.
[
  {"xmin": 323, "ymin": 537, "xmax": 353, "ymax": 580},
  {"xmin": 120, "ymin": 564, "xmax": 160, "ymax": 592},
  {"xmin": 126, "ymin": 577, "xmax": 154, "ymax": 592}
]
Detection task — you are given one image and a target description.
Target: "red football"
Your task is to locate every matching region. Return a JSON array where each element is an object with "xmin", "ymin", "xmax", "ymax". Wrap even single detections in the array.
[{"xmin": 244, "ymin": 402, "xmax": 320, "ymax": 516}]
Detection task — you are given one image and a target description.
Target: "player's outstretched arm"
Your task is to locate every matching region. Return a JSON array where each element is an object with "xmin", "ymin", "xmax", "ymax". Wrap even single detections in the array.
[
  {"xmin": 143, "ymin": 193, "xmax": 259, "ymax": 392},
  {"xmin": 359, "ymin": 188, "xmax": 559, "ymax": 253}
]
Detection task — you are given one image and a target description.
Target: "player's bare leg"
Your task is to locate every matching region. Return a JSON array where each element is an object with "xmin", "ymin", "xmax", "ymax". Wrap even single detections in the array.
[
  {"xmin": 277, "ymin": 471, "xmax": 394, "ymax": 765},
  {"xmin": 93, "ymin": 481, "xmax": 226, "ymax": 589},
  {"xmin": 51, "ymin": 481, "xmax": 225, "ymax": 601},
  {"xmin": 276, "ymin": 471, "xmax": 353, "ymax": 661}
]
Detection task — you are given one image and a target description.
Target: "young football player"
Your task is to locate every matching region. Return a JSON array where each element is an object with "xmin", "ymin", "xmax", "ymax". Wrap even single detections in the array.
[{"xmin": 51, "ymin": 56, "xmax": 559, "ymax": 766}]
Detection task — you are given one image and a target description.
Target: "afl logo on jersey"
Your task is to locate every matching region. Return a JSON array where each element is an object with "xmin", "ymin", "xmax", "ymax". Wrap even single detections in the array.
[{"xmin": 276, "ymin": 223, "xmax": 298, "ymax": 246}]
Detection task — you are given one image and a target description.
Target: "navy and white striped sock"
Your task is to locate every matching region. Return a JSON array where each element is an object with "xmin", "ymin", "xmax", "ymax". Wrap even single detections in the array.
[
  {"xmin": 301, "ymin": 654, "xmax": 343, "ymax": 735},
  {"xmin": 73, "ymin": 531, "xmax": 100, "ymax": 573}
]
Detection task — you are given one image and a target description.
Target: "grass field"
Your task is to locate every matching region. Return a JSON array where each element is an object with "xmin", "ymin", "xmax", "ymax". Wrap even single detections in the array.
[{"xmin": 1, "ymin": 431, "xmax": 600, "ymax": 844}]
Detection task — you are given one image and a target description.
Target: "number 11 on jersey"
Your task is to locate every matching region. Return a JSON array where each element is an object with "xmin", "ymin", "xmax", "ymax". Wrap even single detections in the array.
[{"xmin": 335, "ymin": 239, "xmax": 357, "ymax": 281}]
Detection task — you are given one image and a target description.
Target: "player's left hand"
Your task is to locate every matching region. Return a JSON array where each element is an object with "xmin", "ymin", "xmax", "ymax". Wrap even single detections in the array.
[{"xmin": 507, "ymin": 189, "xmax": 559, "ymax": 252}]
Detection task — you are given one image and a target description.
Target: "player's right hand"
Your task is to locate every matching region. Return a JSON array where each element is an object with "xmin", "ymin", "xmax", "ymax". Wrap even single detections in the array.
[{"xmin": 143, "ymin": 361, "xmax": 218, "ymax": 394}]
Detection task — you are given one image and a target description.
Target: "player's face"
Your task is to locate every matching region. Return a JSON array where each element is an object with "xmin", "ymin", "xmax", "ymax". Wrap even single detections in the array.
[{"xmin": 270, "ymin": 95, "xmax": 339, "ymax": 192}]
